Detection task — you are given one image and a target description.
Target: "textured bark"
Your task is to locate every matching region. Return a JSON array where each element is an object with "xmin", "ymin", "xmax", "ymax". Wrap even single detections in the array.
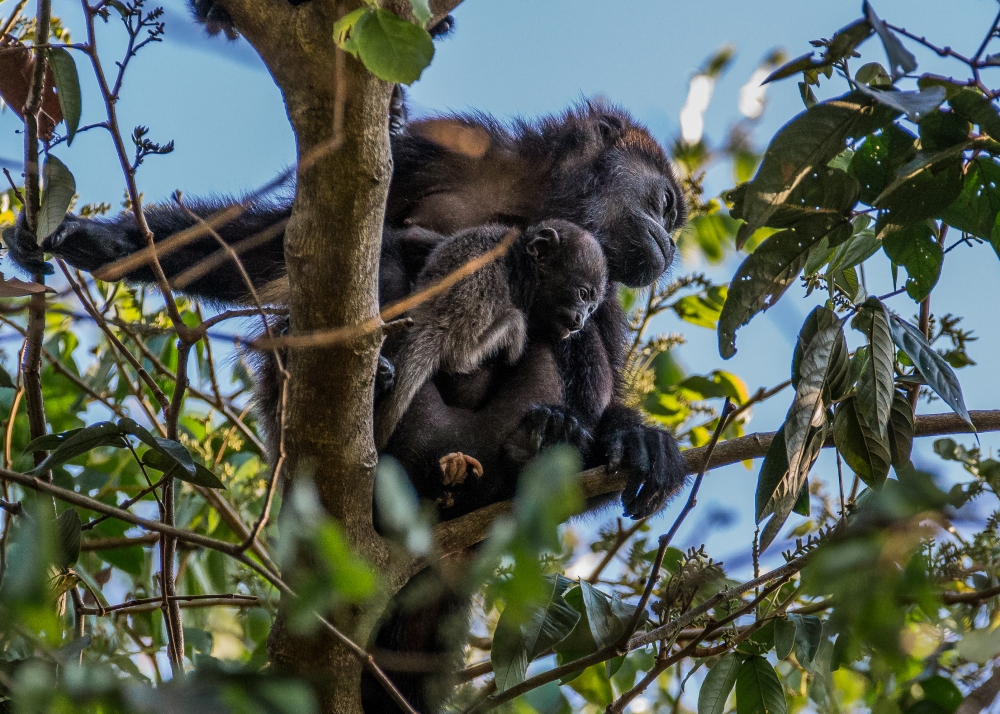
[{"xmin": 210, "ymin": 0, "xmax": 465, "ymax": 711}]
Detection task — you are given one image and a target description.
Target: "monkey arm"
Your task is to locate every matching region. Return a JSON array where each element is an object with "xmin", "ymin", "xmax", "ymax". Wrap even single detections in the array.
[{"xmin": 4, "ymin": 199, "xmax": 291, "ymax": 304}]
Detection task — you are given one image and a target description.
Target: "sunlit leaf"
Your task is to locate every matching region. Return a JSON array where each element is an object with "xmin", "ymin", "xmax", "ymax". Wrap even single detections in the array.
[
  {"xmin": 27, "ymin": 422, "xmax": 125, "ymax": 475},
  {"xmin": 48, "ymin": 48, "xmax": 81, "ymax": 145},
  {"xmin": 881, "ymin": 223, "xmax": 942, "ymax": 301},
  {"xmin": 352, "ymin": 8, "xmax": 434, "ymax": 85}
]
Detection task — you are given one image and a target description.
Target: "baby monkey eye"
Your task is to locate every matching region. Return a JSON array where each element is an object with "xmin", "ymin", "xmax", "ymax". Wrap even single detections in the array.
[
  {"xmin": 578, "ymin": 287, "xmax": 589, "ymax": 301},
  {"xmin": 662, "ymin": 190, "xmax": 673, "ymax": 215}
]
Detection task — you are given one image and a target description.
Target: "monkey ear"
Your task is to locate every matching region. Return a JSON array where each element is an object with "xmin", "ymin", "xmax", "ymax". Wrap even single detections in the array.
[
  {"xmin": 526, "ymin": 227, "xmax": 560, "ymax": 259},
  {"xmin": 597, "ymin": 114, "xmax": 625, "ymax": 144}
]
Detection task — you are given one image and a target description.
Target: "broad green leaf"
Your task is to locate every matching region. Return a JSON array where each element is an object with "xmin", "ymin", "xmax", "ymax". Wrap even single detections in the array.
[
  {"xmin": 24, "ymin": 427, "xmax": 84, "ymax": 453},
  {"xmin": 28, "ymin": 422, "xmax": 125, "ymax": 475},
  {"xmin": 763, "ymin": 19, "xmax": 872, "ymax": 85},
  {"xmin": 784, "ymin": 321, "xmax": 843, "ymax": 484},
  {"xmin": 756, "ymin": 428, "xmax": 788, "ymax": 523},
  {"xmin": 789, "ymin": 614, "xmax": 822, "ymax": 665},
  {"xmin": 919, "ymin": 110, "xmax": 971, "ymax": 151},
  {"xmin": 0, "ymin": 364, "xmax": 14, "ymax": 389},
  {"xmin": 833, "ymin": 398, "xmax": 891, "ymax": 488},
  {"xmin": 673, "ymin": 287, "xmax": 726, "ymax": 329},
  {"xmin": 736, "ymin": 655, "xmax": 786, "ymax": 714},
  {"xmin": 37, "ymin": 155, "xmax": 76, "ymax": 241},
  {"xmin": 848, "ymin": 124, "xmax": 917, "ymax": 205},
  {"xmin": 888, "ymin": 390, "xmax": 915, "ymax": 470},
  {"xmin": 730, "ymin": 92, "xmax": 896, "ymax": 248},
  {"xmin": 881, "ymin": 223, "xmax": 942, "ymax": 301},
  {"xmin": 140, "ymin": 450, "xmax": 226, "ymax": 490},
  {"xmin": 864, "ymin": 1, "xmax": 916, "ymax": 80},
  {"xmin": 119, "ymin": 417, "xmax": 197, "ymax": 478},
  {"xmin": 919, "ymin": 676, "xmax": 963, "ymax": 714},
  {"xmin": 492, "ymin": 575, "xmax": 580, "ymax": 693},
  {"xmin": 949, "ymin": 87, "xmax": 1000, "ymax": 142},
  {"xmin": 48, "ymin": 48, "xmax": 81, "ymax": 145},
  {"xmin": 566, "ymin": 663, "xmax": 613, "ymax": 708},
  {"xmin": 874, "ymin": 154, "xmax": 964, "ymax": 233},
  {"xmin": 940, "ymin": 158, "xmax": 1000, "ymax": 248},
  {"xmin": 851, "ymin": 298, "xmax": 895, "ymax": 437},
  {"xmin": 718, "ymin": 220, "xmax": 849, "ymax": 358},
  {"xmin": 764, "ymin": 52, "xmax": 825, "ymax": 84},
  {"xmin": 885, "ymin": 312, "xmax": 973, "ymax": 428},
  {"xmin": 792, "ymin": 306, "xmax": 849, "ymax": 399},
  {"xmin": 55, "ymin": 508, "xmax": 81, "ymax": 570},
  {"xmin": 774, "ymin": 618, "xmax": 796, "ymax": 659},
  {"xmin": 353, "ymin": 8, "xmax": 434, "ymax": 85},
  {"xmin": 792, "ymin": 479, "xmax": 811, "ymax": 516},
  {"xmin": 760, "ymin": 420, "xmax": 826, "ymax": 552},
  {"xmin": 698, "ymin": 653, "xmax": 741, "ymax": 714},
  {"xmin": 332, "ymin": 7, "xmax": 367, "ymax": 53}
]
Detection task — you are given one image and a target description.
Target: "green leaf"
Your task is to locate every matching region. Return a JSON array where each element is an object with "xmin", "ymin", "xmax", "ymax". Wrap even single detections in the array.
[
  {"xmin": 28, "ymin": 422, "xmax": 125, "ymax": 475},
  {"xmin": 919, "ymin": 111, "xmax": 971, "ymax": 152},
  {"xmin": 789, "ymin": 614, "xmax": 822, "ymax": 665},
  {"xmin": 48, "ymin": 48, "xmax": 81, "ymax": 145},
  {"xmin": 826, "ymin": 222, "xmax": 880, "ymax": 274},
  {"xmin": 939, "ymin": 158, "xmax": 1000, "ymax": 245},
  {"xmin": 729, "ymin": 92, "xmax": 896, "ymax": 248},
  {"xmin": 774, "ymin": 618, "xmax": 796, "ymax": 659},
  {"xmin": 119, "ymin": 417, "xmax": 197, "ymax": 478},
  {"xmin": 763, "ymin": 52, "xmax": 825, "ymax": 84},
  {"xmin": 353, "ymin": 8, "xmax": 434, "ymax": 85},
  {"xmin": 919, "ymin": 676, "xmax": 963, "ymax": 714},
  {"xmin": 873, "ymin": 153, "xmax": 964, "ymax": 232},
  {"xmin": 888, "ymin": 390, "xmax": 915, "ymax": 470},
  {"xmin": 673, "ymin": 287, "xmax": 726, "ymax": 329},
  {"xmin": 718, "ymin": 219, "xmax": 849, "ymax": 358},
  {"xmin": 24, "ymin": 428, "xmax": 84, "ymax": 454},
  {"xmin": 332, "ymin": 7, "xmax": 367, "ymax": 53},
  {"xmin": 140, "ymin": 450, "xmax": 226, "ymax": 490},
  {"xmin": 0, "ymin": 364, "xmax": 14, "ymax": 389},
  {"xmin": 784, "ymin": 321, "xmax": 843, "ymax": 485},
  {"xmin": 881, "ymin": 223, "xmax": 943, "ymax": 301},
  {"xmin": 37, "ymin": 155, "xmax": 76, "ymax": 241},
  {"xmin": 848, "ymin": 124, "xmax": 917, "ymax": 205},
  {"xmin": 698, "ymin": 653, "xmax": 741, "ymax": 714},
  {"xmin": 885, "ymin": 312, "xmax": 973, "ymax": 429},
  {"xmin": 755, "ymin": 427, "xmax": 788, "ymax": 523},
  {"xmin": 833, "ymin": 398, "xmax": 891, "ymax": 488},
  {"xmin": 851, "ymin": 298, "xmax": 895, "ymax": 437},
  {"xmin": 792, "ymin": 479, "xmax": 811, "ymax": 516},
  {"xmin": 949, "ymin": 88, "xmax": 1000, "ymax": 142},
  {"xmin": 736, "ymin": 655, "xmax": 786, "ymax": 714},
  {"xmin": 55, "ymin": 508, "xmax": 81, "ymax": 570},
  {"xmin": 864, "ymin": 1, "xmax": 916, "ymax": 80},
  {"xmin": 492, "ymin": 576, "xmax": 580, "ymax": 693},
  {"xmin": 792, "ymin": 306, "xmax": 850, "ymax": 399},
  {"xmin": 408, "ymin": 0, "xmax": 432, "ymax": 24}
]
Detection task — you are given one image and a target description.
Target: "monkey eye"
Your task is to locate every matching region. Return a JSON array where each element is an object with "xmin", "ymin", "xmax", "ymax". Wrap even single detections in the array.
[
  {"xmin": 662, "ymin": 190, "xmax": 674, "ymax": 216},
  {"xmin": 578, "ymin": 287, "xmax": 589, "ymax": 301}
]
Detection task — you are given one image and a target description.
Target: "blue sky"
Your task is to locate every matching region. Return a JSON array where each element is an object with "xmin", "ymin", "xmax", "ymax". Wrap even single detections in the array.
[{"xmin": 3, "ymin": 0, "xmax": 999, "ymax": 574}]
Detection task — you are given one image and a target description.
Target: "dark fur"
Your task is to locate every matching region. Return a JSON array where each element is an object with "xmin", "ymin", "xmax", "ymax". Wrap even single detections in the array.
[{"xmin": 376, "ymin": 220, "xmax": 606, "ymax": 451}]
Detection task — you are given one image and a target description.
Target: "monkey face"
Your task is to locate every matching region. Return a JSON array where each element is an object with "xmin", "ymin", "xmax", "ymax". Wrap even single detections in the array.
[{"xmin": 526, "ymin": 221, "xmax": 607, "ymax": 339}]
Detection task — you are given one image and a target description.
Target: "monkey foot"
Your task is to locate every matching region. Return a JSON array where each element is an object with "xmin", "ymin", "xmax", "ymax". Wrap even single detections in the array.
[{"xmin": 439, "ymin": 452, "xmax": 483, "ymax": 486}]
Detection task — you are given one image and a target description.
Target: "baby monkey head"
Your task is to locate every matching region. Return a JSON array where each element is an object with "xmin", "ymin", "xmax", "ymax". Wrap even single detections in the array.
[{"xmin": 524, "ymin": 220, "xmax": 608, "ymax": 340}]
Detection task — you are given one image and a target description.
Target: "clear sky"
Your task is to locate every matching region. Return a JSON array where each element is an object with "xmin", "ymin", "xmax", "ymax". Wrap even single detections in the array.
[{"xmin": 2, "ymin": 0, "xmax": 998, "ymax": 575}]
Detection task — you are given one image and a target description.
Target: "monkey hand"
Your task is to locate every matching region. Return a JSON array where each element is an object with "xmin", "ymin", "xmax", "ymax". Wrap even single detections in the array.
[
  {"xmin": 2, "ymin": 213, "xmax": 54, "ymax": 277},
  {"xmin": 439, "ymin": 452, "xmax": 483, "ymax": 486},
  {"xmin": 598, "ymin": 407, "xmax": 687, "ymax": 519},
  {"xmin": 503, "ymin": 404, "xmax": 592, "ymax": 467}
]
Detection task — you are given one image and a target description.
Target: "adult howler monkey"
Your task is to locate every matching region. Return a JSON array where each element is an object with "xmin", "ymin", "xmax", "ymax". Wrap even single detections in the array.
[{"xmin": 6, "ymin": 102, "xmax": 688, "ymax": 520}]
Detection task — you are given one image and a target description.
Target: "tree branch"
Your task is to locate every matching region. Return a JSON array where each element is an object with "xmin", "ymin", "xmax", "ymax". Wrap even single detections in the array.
[{"xmin": 436, "ymin": 410, "xmax": 1000, "ymax": 555}]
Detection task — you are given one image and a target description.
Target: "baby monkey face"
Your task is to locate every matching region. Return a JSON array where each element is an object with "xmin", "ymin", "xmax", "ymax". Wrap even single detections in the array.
[{"xmin": 525, "ymin": 220, "xmax": 608, "ymax": 339}]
